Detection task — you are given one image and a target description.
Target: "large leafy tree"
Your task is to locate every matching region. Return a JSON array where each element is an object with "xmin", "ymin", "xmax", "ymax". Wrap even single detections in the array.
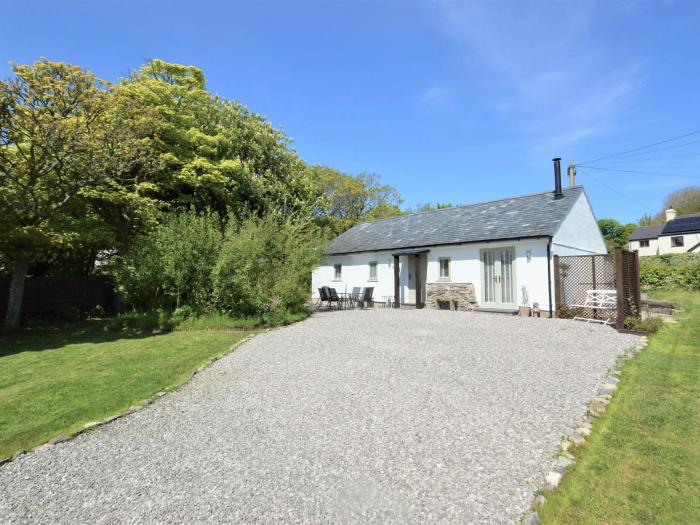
[
  {"xmin": 99, "ymin": 59, "xmax": 317, "ymax": 246},
  {"xmin": 597, "ymin": 218, "xmax": 637, "ymax": 251},
  {"xmin": 311, "ymin": 165, "xmax": 403, "ymax": 235},
  {"xmin": 0, "ymin": 59, "xmax": 113, "ymax": 331}
]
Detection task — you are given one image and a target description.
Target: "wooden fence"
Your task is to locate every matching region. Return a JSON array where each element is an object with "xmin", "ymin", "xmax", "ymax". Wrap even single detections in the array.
[
  {"xmin": 553, "ymin": 248, "xmax": 641, "ymax": 330},
  {"xmin": 0, "ymin": 275, "xmax": 114, "ymax": 318}
]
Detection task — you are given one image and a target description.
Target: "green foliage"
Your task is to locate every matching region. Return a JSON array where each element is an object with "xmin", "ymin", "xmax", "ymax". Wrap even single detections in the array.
[
  {"xmin": 0, "ymin": 58, "xmax": 115, "ymax": 263},
  {"xmin": 624, "ymin": 315, "xmax": 664, "ymax": 333},
  {"xmin": 637, "ymin": 213, "xmax": 655, "ymax": 226},
  {"xmin": 405, "ymin": 202, "xmax": 455, "ymax": 214},
  {"xmin": 598, "ymin": 218, "xmax": 637, "ymax": 251},
  {"xmin": 640, "ymin": 254, "xmax": 700, "ymax": 290},
  {"xmin": 106, "ymin": 309, "xmax": 175, "ymax": 332},
  {"xmin": 112, "ymin": 209, "xmax": 223, "ymax": 311},
  {"xmin": 661, "ymin": 186, "xmax": 700, "ymax": 217},
  {"xmin": 213, "ymin": 214, "xmax": 327, "ymax": 316},
  {"xmin": 310, "ymin": 165, "xmax": 403, "ymax": 235},
  {"xmin": 175, "ymin": 310, "xmax": 308, "ymax": 330}
]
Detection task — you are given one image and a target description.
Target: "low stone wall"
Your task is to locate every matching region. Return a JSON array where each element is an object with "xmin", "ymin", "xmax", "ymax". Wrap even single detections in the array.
[{"xmin": 425, "ymin": 282, "xmax": 477, "ymax": 311}]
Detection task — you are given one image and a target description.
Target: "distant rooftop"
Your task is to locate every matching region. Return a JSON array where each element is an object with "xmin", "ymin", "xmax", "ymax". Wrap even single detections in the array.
[
  {"xmin": 326, "ymin": 186, "xmax": 583, "ymax": 255},
  {"xmin": 630, "ymin": 213, "xmax": 700, "ymax": 241}
]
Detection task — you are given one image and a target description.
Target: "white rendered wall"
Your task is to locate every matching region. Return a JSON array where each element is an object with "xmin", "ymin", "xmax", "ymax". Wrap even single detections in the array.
[
  {"xmin": 313, "ymin": 238, "xmax": 553, "ymax": 311},
  {"xmin": 628, "ymin": 239, "xmax": 660, "ymax": 256},
  {"xmin": 657, "ymin": 232, "xmax": 700, "ymax": 254},
  {"xmin": 552, "ymin": 193, "xmax": 608, "ymax": 256}
]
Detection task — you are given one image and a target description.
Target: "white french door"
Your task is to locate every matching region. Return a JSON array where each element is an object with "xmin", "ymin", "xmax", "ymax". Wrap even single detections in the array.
[{"xmin": 481, "ymin": 247, "xmax": 516, "ymax": 308}]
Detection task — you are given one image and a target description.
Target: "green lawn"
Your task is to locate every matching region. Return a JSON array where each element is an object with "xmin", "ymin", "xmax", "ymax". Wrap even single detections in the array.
[
  {"xmin": 0, "ymin": 322, "xmax": 255, "ymax": 460},
  {"xmin": 539, "ymin": 290, "xmax": 700, "ymax": 524}
]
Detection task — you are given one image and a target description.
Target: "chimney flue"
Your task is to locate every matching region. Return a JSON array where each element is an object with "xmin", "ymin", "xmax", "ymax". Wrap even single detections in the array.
[{"xmin": 552, "ymin": 157, "xmax": 563, "ymax": 199}]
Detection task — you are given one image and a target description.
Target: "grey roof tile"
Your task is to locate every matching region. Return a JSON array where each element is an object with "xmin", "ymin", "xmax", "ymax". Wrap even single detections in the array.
[
  {"xmin": 629, "ymin": 224, "xmax": 664, "ymax": 241},
  {"xmin": 327, "ymin": 187, "xmax": 584, "ymax": 254}
]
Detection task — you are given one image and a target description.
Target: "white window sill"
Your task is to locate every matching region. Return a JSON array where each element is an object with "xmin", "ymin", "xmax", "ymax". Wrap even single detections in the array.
[
  {"xmin": 332, "ymin": 279, "xmax": 342, "ymax": 282},
  {"xmin": 367, "ymin": 278, "xmax": 378, "ymax": 282},
  {"xmin": 438, "ymin": 278, "xmax": 452, "ymax": 282}
]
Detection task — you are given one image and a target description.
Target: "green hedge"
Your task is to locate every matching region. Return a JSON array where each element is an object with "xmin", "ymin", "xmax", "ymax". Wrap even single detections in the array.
[{"xmin": 640, "ymin": 253, "xmax": 700, "ymax": 290}]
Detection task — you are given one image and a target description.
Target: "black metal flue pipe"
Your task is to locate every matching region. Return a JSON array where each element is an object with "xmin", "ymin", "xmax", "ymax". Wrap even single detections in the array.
[{"xmin": 552, "ymin": 157, "xmax": 563, "ymax": 199}]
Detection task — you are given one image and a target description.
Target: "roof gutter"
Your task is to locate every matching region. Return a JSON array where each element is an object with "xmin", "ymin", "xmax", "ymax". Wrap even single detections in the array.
[{"xmin": 326, "ymin": 235, "xmax": 552, "ymax": 256}]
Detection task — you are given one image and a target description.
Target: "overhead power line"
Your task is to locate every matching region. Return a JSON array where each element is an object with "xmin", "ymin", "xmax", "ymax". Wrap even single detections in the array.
[
  {"xmin": 577, "ymin": 170, "xmax": 655, "ymax": 213},
  {"xmin": 594, "ymin": 152, "xmax": 700, "ymax": 163},
  {"xmin": 580, "ymin": 130, "xmax": 700, "ymax": 165},
  {"xmin": 577, "ymin": 165, "xmax": 700, "ymax": 180}
]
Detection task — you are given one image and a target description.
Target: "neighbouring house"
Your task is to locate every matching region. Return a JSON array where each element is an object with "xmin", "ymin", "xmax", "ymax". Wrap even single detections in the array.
[
  {"xmin": 629, "ymin": 209, "xmax": 700, "ymax": 256},
  {"xmin": 312, "ymin": 159, "xmax": 608, "ymax": 315}
]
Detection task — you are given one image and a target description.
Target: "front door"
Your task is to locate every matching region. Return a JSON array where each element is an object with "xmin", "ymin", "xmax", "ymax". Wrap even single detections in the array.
[{"xmin": 481, "ymin": 247, "xmax": 516, "ymax": 308}]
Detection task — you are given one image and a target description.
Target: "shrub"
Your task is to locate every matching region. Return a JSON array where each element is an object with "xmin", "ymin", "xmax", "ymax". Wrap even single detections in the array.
[
  {"xmin": 624, "ymin": 315, "xmax": 664, "ymax": 333},
  {"xmin": 640, "ymin": 254, "xmax": 700, "ymax": 290},
  {"xmin": 106, "ymin": 309, "xmax": 174, "ymax": 332},
  {"xmin": 112, "ymin": 210, "xmax": 223, "ymax": 311},
  {"xmin": 213, "ymin": 214, "xmax": 327, "ymax": 317}
]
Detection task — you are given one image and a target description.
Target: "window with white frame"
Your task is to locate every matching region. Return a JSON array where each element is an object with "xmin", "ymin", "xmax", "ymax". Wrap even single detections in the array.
[
  {"xmin": 639, "ymin": 239, "xmax": 650, "ymax": 247},
  {"xmin": 368, "ymin": 261, "xmax": 378, "ymax": 281},
  {"xmin": 333, "ymin": 263, "xmax": 342, "ymax": 280},
  {"xmin": 671, "ymin": 236, "xmax": 684, "ymax": 247},
  {"xmin": 439, "ymin": 257, "xmax": 451, "ymax": 280}
]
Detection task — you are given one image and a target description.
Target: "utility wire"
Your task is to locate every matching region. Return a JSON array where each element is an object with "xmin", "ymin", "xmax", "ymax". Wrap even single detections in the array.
[
  {"xmin": 580, "ymin": 130, "xmax": 700, "ymax": 165},
  {"xmin": 592, "ymin": 152, "xmax": 700, "ymax": 163},
  {"xmin": 577, "ymin": 165, "xmax": 700, "ymax": 180},
  {"xmin": 577, "ymin": 169, "xmax": 656, "ymax": 213}
]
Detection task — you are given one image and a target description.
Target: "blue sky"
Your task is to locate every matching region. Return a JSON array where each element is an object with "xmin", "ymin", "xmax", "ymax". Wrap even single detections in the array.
[{"xmin": 4, "ymin": 1, "xmax": 700, "ymax": 223}]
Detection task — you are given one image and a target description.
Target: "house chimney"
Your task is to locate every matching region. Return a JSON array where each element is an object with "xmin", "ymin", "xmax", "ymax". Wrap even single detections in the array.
[
  {"xmin": 552, "ymin": 157, "xmax": 563, "ymax": 199},
  {"xmin": 665, "ymin": 208, "xmax": 677, "ymax": 222},
  {"xmin": 568, "ymin": 162, "xmax": 576, "ymax": 188}
]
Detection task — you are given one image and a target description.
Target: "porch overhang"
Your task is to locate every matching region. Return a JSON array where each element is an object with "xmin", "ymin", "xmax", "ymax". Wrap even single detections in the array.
[{"xmin": 391, "ymin": 248, "xmax": 430, "ymax": 256}]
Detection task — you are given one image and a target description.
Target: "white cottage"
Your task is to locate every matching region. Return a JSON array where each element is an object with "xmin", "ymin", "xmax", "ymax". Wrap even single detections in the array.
[
  {"xmin": 628, "ymin": 209, "xmax": 700, "ymax": 256},
  {"xmin": 312, "ymin": 160, "xmax": 607, "ymax": 316}
]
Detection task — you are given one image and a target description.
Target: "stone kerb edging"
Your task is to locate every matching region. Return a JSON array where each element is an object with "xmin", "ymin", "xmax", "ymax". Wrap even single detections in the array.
[
  {"xmin": 0, "ymin": 332, "xmax": 260, "ymax": 469},
  {"xmin": 520, "ymin": 335, "xmax": 649, "ymax": 525}
]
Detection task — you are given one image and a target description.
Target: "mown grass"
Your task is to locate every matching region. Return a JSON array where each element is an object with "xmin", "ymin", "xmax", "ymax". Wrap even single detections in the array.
[
  {"xmin": 538, "ymin": 290, "xmax": 700, "ymax": 524},
  {"xmin": 0, "ymin": 321, "xmax": 255, "ymax": 460}
]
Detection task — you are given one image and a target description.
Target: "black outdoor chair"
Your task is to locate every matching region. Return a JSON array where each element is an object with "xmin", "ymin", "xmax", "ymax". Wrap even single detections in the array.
[
  {"xmin": 348, "ymin": 287, "xmax": 362, "ymax": 309},
  {"xmin": 327, "ymin": 287, "xmax": 342, "ymax": 309},
  {"xmin": 316, "ymin": 287, "xmax": 330, "ymax": 309},
  {"xmin": 358, "ymin": 286, "xmax": 374, "ymax": 309}
]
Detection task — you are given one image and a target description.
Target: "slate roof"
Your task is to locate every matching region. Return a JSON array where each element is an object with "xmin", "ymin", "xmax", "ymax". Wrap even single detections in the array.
[
  {"xmin": 629, "ymin": 214, "xmax": 700, "ymax": 241},
  {"xmin": 326, "ymin": 187, "xmax": 584, "ymax": 255},
  {"xmin": 629, "ymin": 224, "xmax": 664, "ymax": 241}
]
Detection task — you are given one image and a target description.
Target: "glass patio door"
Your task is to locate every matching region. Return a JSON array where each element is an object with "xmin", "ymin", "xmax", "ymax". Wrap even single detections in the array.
[{"xmin": 481, "ymin": 247, "xmax": 516, "ymax": 308}]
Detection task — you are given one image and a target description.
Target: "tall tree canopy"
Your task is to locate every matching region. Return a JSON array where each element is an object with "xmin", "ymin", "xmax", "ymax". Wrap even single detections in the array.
[
  {"xmin": 310, "ymin": 165, "xmax": 403, "ymax": 235},
  {"xmin": 597, "ymin": 218, "xmax": 637, "ymax": 251},
  {"xmin": 99, "ymin": 59, "xmax": 317, "ymax": 245},
  {"xmin": 0, "ymin": 58, "xmax": 400, "ymax": 329},
  {"xmin": 0, "ymin": 58, "xmax": 113, "ymax": 330}
]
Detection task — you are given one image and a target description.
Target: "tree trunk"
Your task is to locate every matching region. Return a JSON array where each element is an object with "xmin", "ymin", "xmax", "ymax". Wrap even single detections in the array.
[{"xmin": 3, "ymin": 258, "xmax": 29, "ymax": 332}]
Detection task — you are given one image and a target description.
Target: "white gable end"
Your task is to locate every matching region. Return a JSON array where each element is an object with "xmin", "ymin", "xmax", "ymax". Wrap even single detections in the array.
[{"xmin": 552, "ymin": 192, "xmax": 607, "ymax": 255}]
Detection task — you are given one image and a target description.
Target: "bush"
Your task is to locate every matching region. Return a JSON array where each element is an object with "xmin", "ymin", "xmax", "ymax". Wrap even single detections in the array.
[
  {"xmin": 624, "ymin": 315, "xmax": 664, "ymax": 333},
  {"xmin": 213, "ymin": 214, "xmax": 327, "ymax": 317},
  {"xmin": 112, "ymin": 210, "xmax": 223, "ymax": 311},
  {"xmin": 106, "ymin": 309, "xmax": 174, "ymax": 332},
  {"xmin": 640, "ymin": 254, "xmax": 700, "ymax": 290}
]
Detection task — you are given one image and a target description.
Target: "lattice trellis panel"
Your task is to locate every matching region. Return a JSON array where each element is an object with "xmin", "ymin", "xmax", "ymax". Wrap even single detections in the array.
[{"xmin": 556, "ymin": 254, "xmax": 616, "ymax": 323}]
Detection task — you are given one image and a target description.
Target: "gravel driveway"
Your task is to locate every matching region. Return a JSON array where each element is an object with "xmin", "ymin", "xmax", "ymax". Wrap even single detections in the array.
[{"xmin": 0, "ymin": 310, "xmax": 639, "ymax": 524}]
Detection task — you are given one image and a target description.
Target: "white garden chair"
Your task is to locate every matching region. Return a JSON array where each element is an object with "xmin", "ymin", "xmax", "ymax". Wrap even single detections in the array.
[{"xmin": 570, "ymin": 289, "xmax": 617, "ymax": 325}]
